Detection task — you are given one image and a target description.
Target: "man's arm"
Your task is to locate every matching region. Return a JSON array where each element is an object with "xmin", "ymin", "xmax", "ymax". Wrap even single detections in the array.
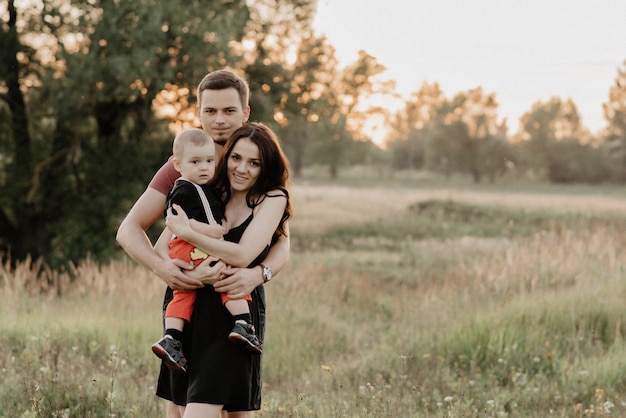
[{"xmin": 116, "ymin": 188, "xmax": 203, "ymax": 290}]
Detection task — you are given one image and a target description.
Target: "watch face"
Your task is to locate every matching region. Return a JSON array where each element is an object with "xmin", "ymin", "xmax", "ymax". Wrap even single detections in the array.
[{"xmin": 263, "ymin": 266, "xmax": 272, "ymax": 281}]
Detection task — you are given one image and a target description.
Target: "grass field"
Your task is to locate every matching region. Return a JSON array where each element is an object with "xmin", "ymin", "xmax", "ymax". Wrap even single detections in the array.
[{"xmin": 2, "ymin": 177, "xmax": 626, "ymax": 417}]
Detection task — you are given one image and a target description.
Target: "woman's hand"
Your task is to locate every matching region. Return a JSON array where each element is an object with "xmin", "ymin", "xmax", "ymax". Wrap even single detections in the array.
[
  {"xmin": 186, "ymin": 256, "xmax": 226, "ymax": 285},
  {"xmin": 165, "ymin": 204, "xmax": 192, "ymax": 240},
  {"xmin": 213, "ymin": 265, "xmax": 264, "ymax": 299}
]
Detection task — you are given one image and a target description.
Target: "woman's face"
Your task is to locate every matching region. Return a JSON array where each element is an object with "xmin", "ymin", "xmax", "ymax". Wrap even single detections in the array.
[{"xmin": 227, "ymin": 137, "xmax": 261, "ymax": 193}]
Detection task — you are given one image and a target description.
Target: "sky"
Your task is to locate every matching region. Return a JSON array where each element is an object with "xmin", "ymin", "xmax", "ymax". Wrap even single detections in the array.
[{"xmin": 313, "ymin": 0, "xmax": 626, "ymax": 141}]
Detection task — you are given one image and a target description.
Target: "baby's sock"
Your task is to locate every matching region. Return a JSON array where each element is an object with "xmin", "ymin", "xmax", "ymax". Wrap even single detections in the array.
[
  {"xmin": 234, "ymin": 314, "xmax": 251, "ymax": 324},
  {"xmin": 166, "ymin": 328, "xmax": 183, "ymax": 341}
]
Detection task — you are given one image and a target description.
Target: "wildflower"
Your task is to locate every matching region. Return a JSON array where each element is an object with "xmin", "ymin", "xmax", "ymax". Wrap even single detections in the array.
[
  {"xmin": 512, "ymin": 372, "xmax": 527, "ymax": 387},
  {"xmin": 444, "ymin": 396, "xmax": 453, "ymax": 403},
  {"xmin": 321, "ymin": 365, "xmax": 331, "ymax": 372},
  {"xmin": 603, "ymin": 400, "xmax": 614, "ymax": 413},
  {"xmin": 486, "ymin": 400, "xmax": 495, "ymax": 407}
]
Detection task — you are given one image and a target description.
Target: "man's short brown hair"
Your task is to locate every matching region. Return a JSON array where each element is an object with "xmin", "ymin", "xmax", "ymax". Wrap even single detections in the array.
[{"xmin": 196, "ymin": 70, "xmax": 250, "ymax": 110}]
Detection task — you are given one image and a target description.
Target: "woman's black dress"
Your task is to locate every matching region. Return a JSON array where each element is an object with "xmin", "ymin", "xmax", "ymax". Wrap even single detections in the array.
[{"xmin": 156, "ymin": 214, "xmax": 268, "ymax": 411}]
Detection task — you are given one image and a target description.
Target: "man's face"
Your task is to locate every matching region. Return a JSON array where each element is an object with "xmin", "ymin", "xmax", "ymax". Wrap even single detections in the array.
[{"xmin": 197, "ymin": 88, "xmax": 250, "ymax": 150}]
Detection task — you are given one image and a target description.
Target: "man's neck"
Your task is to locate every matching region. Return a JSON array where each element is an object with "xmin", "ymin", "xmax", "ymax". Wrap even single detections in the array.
[{"xmin": 215, "ymin": 144, "xmax": 224, "ymax": 159}]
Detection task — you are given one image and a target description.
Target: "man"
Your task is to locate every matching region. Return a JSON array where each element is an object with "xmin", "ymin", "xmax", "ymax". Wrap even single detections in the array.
[{"xmin": 116, "ymin": 70, "xmax": 289, "ymax": 418}]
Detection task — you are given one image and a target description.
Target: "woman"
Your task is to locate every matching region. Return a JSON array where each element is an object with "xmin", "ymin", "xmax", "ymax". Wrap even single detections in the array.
[{"xmin": 158, "ymin": 122, "xmax": 292, "ymax": 418}]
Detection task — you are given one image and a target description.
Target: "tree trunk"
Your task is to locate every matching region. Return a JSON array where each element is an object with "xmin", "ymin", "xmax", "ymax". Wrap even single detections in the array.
[{"xmin": 0, "ymin": 0, "xmax": 41, "ymax": 261}]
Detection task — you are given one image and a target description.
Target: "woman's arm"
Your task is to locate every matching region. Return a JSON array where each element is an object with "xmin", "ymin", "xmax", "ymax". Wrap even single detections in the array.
[
  {"xmin": 260, "ymin": 225, "xmax": 290, "ymax": 274},
  {"xmin": 214, "ymin": 227, "xmax": 290, "ymax": 298},
  {"xmin": 166, "ymin": 194, "xmax": 287, "ymax": 267}
]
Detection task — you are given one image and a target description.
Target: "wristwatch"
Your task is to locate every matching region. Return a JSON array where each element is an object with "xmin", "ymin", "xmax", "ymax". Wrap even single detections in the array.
[{"xmin": 260, "ymin": 263, "xmax": 272, "ymax": 283}]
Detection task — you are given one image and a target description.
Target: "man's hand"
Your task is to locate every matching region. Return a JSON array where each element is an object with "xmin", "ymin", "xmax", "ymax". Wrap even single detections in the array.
[
  {"xmin": 213, "ymin": 265, "xmax": 263, "ymax": 299},
  {"xmin": 186, "ymin": 255, "xmax": 225, "ymax": 285},
  {"xmin": 153, "ymin": 257, "xmax": 204, "ymax": 291}
]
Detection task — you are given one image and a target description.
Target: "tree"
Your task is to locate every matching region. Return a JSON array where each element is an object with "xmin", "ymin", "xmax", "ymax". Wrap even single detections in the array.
[
  {"xmin": 517, "ymin": 97, "xmax": 607, "ymax": 182},
  {"xmin": 603, "ymin": 60, "xmax": 626, "ymax": 182},
  {"xmin": 427, "ymin": 87, "xmax": 508, "ymax": 182},
  {"xmin": 323, "ymin": 51, "xmax": 389, "ymax": 178},
  {"xmin": 388, "ymin": 81, "xmax": 445, "ymax": 170},
  {"xmin": 256, "ymin": 34, "xmax": 339, "ymax": 178}
]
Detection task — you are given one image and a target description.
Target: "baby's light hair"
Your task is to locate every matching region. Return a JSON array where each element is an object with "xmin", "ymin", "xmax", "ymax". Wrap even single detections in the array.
[{"xmin": 172, "ymin": 128, "xmax": 213, "ymax": 160}]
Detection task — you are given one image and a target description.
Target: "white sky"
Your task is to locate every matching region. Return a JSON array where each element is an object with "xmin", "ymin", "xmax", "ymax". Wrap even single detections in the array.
[{"xmin": 313, "ymin": 0, "xmax": 626, "ymax": 138}]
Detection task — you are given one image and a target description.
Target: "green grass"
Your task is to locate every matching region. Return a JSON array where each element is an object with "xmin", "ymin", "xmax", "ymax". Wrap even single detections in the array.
[
  {"xmin": 0, "ymin": 293, "xmax": 164, "ymax": 417},
  {"xmin": 2, "ymin": 182, "xmax": 626, "ymax": 417},
  {"xmin": 293, "ymin": 198, "xmax": 626, "ymax": 252}
]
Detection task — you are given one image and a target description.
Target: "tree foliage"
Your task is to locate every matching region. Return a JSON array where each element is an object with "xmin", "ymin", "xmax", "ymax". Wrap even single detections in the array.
[
  {"xmin": 604, "ymin": 60, "xmax": 626, "ymax": 181},
  {"xmin": 389, "ymin": 86, "xmax": 510, "ymax": 182},
  {"xmin": 517, "ymin": 97, "xmax": 609, "ymax": 183}
]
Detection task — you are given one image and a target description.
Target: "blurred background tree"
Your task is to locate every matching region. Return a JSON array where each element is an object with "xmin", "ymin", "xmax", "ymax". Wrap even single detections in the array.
[
  {"xmin": 516, "ymin": 97, "xmax": 610, "ymax": 183},
  {"xmin": 604, "ymin": 61, "xmax": 626, "ymax": 181}
]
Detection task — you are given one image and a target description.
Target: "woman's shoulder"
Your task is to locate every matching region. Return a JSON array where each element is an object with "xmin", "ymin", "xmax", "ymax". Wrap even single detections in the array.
[
  {"xmin": 253, "ymin": 188, "xmax": 287, "ymax": 207},
  {"xmin": 263, "ymin": 187, "xmax": 288, "ymax": 199}
]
